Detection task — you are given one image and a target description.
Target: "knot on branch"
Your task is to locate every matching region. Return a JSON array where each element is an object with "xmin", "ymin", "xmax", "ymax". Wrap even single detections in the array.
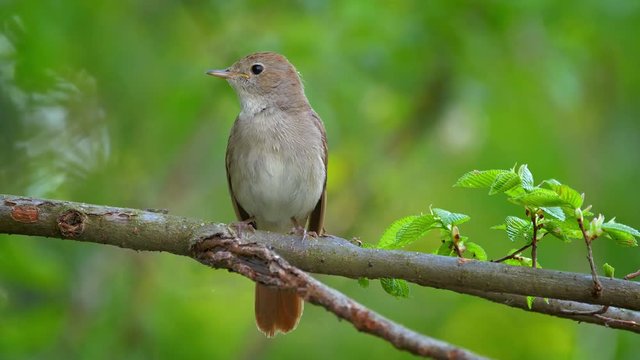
[
  {"xmin": 57, "ymin": 209, "xmax": 87, "ymax": 238},
  {"xmin": 191, "ymin": 233, "xmax": 302, "ymax": 290},
  {"xmin": 10, "ymin": 204, "xmax": 39, "ymax": 223}
]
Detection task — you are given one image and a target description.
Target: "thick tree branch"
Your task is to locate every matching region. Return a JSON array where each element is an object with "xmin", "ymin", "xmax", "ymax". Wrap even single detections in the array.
[
  {"xmin": 192, "ymin": 236, "xmax": 484, "ymax": 358},
  {"xmin": 1, "ymin": 194, "xmax": 639, "ymax": 336},
  {"xmin": 1, "ymin": 195, "xmax": 490, "ymax": 359}
]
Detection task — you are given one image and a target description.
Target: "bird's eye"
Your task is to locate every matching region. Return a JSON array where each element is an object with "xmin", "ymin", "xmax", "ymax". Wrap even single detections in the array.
[{"xmin": 251, "ymin": 64, "xmax": 264, "ymax": 75}]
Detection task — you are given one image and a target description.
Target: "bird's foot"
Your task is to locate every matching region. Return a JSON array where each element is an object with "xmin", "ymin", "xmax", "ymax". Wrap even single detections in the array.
[{"xmin": 288, "ymin": 217, "xmax": 319, "ymax": 241}]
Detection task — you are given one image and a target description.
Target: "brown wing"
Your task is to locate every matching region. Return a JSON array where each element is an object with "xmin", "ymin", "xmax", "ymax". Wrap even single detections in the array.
[
  {"xmin": 225, "ymin": 119, "xmax": 252, "ymax": 222},
  {"xmin": 307, "ymin": 112, "xmax": 327, "ymax": 235}
]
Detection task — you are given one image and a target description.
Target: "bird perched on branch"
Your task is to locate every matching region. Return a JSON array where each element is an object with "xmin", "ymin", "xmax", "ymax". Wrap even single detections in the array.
[{"xmin": 207, "ymin": 52, "xmax": 327, "ymax": 337}]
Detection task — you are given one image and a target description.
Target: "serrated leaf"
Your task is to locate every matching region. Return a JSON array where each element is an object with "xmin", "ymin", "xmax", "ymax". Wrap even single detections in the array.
[
  {"xmin": 603, "ymin": 229, "xmax": 638, "ymax": 247},
  {"xmin": 512, "ymin": 188, "xmax": 565, "ymax": 207},
  {"xmin": 504, "ymin": 186, "xmax": 527, "ymax": 198},
  {"xmin": 505, "ymin": 216, "xmax": 533, "ymax": 242},
  {"xmin": 602, "ymin": 221, "xmax": 640, "ymax": 237},
  {"xmin": 377, "ymin": 215, "xmax": 418, "ymax": 249},
  {"xmin": 541, "ymin": 207, "xmax": 565, "ymax": 221},
  {"xmin": 465, "ymin": 242, "xmax": 487, "ymax": 261},
  {"xmin": 602, "ymin": 221, "xmax": 639, "ymax": 247},
  {"xmin": 544, "ymin": 179, "xmax": 562, "ymax": 186},
  {"xmin": 518, "ymin": 164, "xmax": 535, "ymax": 191},
  {"xmin": 543, "ymin": 219, "xmax": 581, "ymax": 242},
  {"xmin": 489, "ymin": 171, "xmax": 521, "ymax": 195},
  {"xmin": 432, "ymin": 208, "xmax": 470, "ymax": 227},
  {"xmin": 454, "ymin": 169, "xmax": 509, "ymax": 188},
  {"xmin": 393, "ymin": 214, "xmax": 439, "ymax": 249},
  {"xmin": 526, "ymin": 296, "xmax": 535, "ymax": 309},
  {"xmin": 357, "ymin": 277, "xmax": 370, "ymax": 288},
  {"xmin": 555, "ymin": 185, "xmax": 583, "ymax": 209},
  {"xmin": 602, "ymin": 263, "xmax": 615, "ymax": 278},
  {"xmin": 380, "ymin": 278, "xmax": 410, "ymax": 298},
  {"xmin": 544, "ymin": 181, "xmax": 583, "ymax": 209}
]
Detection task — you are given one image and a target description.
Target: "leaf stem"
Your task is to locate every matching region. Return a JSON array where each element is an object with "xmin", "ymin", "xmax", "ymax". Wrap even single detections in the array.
[
  {"xmin": 531, "ymin": 211, "xmax": 538, "ymax": 269},
  {"xmin": 492, "ymin": 242, "xmax": 532, "ymax": 263},
  {"xmin": 577, "ymin": 216, "xmax": 603, "ymax": 296}
]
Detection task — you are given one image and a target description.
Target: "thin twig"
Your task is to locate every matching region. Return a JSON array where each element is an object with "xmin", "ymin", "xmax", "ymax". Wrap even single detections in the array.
[
  {"xmin": 531, "ymin": 211, "xmax": 538, "ymax": 269},
  {"xmin": 624, "ymin": 269, "xmax": 640, "ymax": 280},
  {"xmin": 492, "ymin": 243, "xmax": 532, "ymax": 263},
  {"xmin": 577, "ymin": 216, "xmax": 603, "ymax": 296},
  {"xmin": 192, "ymin": 236, "xmax": 487, "ymax": 359},
  {"xmin": 594, "ymin": 314, "xmax": 639, "ymax": 328}
]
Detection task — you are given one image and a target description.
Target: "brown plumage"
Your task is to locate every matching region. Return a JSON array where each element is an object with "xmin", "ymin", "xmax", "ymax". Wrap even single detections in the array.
[{"xmin": 207, "ymin": 52, "xmax": 327, "ymax": 336}]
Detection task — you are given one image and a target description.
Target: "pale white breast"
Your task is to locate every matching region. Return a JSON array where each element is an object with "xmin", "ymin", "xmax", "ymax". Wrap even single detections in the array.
[{"xmin": 227, "ymin": 107, "xmax": 325, "ymax": 232}]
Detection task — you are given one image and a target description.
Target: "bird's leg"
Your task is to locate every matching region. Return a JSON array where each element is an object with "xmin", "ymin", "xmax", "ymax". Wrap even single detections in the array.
[
  {"xmin": 289, "ymin": 217, "xmax": 309, "ymax": 240},
  {"xmin": 289, "ymin": 217, "xmax": 321, "ymax": 240}
]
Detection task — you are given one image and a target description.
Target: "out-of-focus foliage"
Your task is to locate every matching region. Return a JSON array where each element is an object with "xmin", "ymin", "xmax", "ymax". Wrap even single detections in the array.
[{"xmin": 1, "ymin": 1, "xmax": 639, "ymax": 359}]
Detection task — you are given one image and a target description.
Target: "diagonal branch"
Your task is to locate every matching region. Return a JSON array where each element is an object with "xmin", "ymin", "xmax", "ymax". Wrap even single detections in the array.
[{"xmin": 191, "ymin": 235, "xmax": 485, "ymax": 358}]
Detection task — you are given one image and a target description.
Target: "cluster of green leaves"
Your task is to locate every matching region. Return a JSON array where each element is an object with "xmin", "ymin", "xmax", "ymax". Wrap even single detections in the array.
[
  {"xmin": 360, "ymin": 207, "xmax": 484, "ymax": 298},
  {"xmin": 368, "ymin": 164, "xmax": 639, "ymax": 299},
  {"xmin": 455, "ymin": 164, "xmax": 639, "ymax": 249}
]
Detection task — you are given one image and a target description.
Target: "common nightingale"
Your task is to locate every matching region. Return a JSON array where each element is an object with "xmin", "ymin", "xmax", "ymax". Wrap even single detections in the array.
[{"xmin": 206, "ymin": 52, "xmax": 327, "ymax": 337}]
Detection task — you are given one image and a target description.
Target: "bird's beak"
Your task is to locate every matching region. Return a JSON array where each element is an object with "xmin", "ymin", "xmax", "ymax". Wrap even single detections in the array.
[
  {"xmin": 206, "ymin": 69, "xmax": 248, "ymax": 79},
  {"xmin": 206, "ymin": 69, "xmax": 231, "ymax": 78}
]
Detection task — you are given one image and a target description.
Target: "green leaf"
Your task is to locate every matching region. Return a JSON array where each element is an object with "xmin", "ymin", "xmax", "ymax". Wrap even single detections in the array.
[
  {"xmin": 603, "ymin": 229, "xmax": 638, "ymax": 247},
  {"xmin": 432, "ymin": 208, "xmax": 470, "ymax": 227},
  {"xmin": 504, "ymin": 185, "xmax": 527, "ymax": 198},
  {"xmin": 512, "ymin": 188, "xmax": 565, "ymax": 207},
  {"xmin": 543, "ymin": 219, "xmax": 581, "ymax": 242},
  {"xmin": 602, "ymin": 220, "xmax": 639, "ymax": 247},
  {"xmin": 504, "ymin": 257, "xmax": 532, "ymax": 267},
  {"xmin": 526, "ymin": 296, "xmax": 535, "ymax": 309},
  {"xmin": 602, "ymin": 263, "xmax": 615, "ymax": 278},
  {"xmin": 435, "ymin": 240, "xmax": 455, "ymax": 256},
  {"xmin": 602, "ymin": 221, "xmax": 640, "ymax": 237},
  {"xmin": 543, "ymin": 178, "xmax": 562, "ymax": 186},
  {"xmin": 541, "ymin": 207, "xmax": 565, "ymax": 221},
  {"xmin": 503, "ymin": 254, "xmax": 540, "ymax": 268},
  {"xmin": 518, "ymin": 164, "xmax": 535, "ymax": 191},
  {"xmin": 543, "ymin": 181, "xmax": 583, "ymax": 209},
  {"xmin": 377, "ymin": 215, "xmax": 418, "ymax": 249},
  {"xmin": 555, "ymin": 185, "xmax": 583, "ymax": 209},
  {"xmin": 504, "ymin": 216, "xmax": 533, "ymax": 242},
  {"xmin": 380, "ymin": 278, "xmax": 410, "ymax": 298},
  {"xmin": 357, "ymin": 277, "xmax": 370, "ymax": 288},
  {"xmin": 454, "ymin": 169, "xmax": 509, "ymax": 188},
  {"xmin": 394, "ymin": 214, "xmax": 439, "ymax": 249},
  {"xmin": 465, "ymin": 242, "xmax": 487, "ymax": 261},
  {"xmin": 489, "ymin": 171, "xmax": 521, "ymax": 195}
]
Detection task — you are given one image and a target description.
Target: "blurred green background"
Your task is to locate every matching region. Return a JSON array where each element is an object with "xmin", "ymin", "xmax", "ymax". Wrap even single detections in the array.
[{"xmin": 1, "ymin": 0, "xmax": 639, "ymax": 359}]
